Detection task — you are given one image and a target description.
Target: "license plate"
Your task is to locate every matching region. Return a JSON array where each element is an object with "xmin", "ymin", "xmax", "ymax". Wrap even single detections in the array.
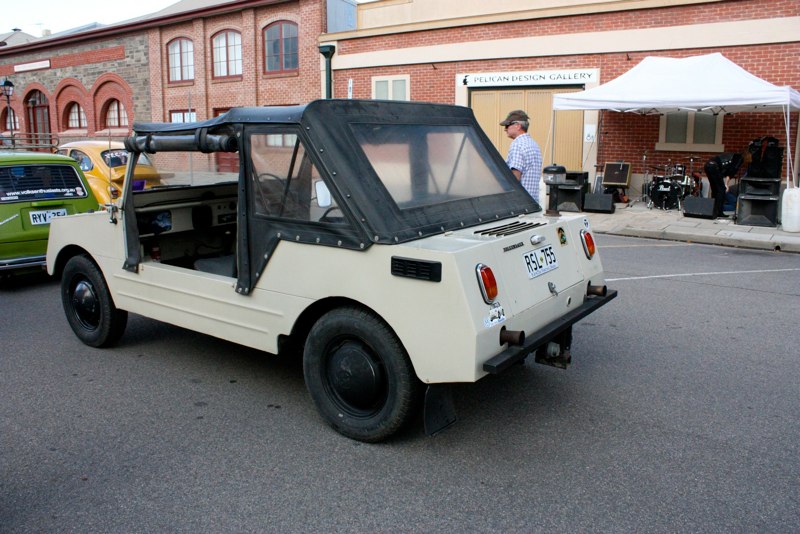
[
  {"xmin": 29, "ymin": 209, "xmax": 67, "ymax": 225},
  {"xmin": 523, "ymin": 244, "xmax": 559, "ymax": 279}
]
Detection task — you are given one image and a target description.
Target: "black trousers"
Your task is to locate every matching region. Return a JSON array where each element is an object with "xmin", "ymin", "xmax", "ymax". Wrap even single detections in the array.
[{"xmin": 704, "ymin": 160, "xmax": 727, "ymax": 217}]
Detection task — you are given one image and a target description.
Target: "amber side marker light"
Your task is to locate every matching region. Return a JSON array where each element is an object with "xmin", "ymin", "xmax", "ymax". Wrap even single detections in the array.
[
  {"xmin": 476, "ymin": 263, "xmax": 498, "ymax": 304},
  {"xmin": 580, "ymin": 229, "xmax": 596, "ymax": 259}
]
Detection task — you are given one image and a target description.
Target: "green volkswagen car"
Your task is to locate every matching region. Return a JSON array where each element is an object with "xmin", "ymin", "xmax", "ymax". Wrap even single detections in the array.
[{"xmin": 1, "ymin": 152, "xmax": 99, "ymax": 274}]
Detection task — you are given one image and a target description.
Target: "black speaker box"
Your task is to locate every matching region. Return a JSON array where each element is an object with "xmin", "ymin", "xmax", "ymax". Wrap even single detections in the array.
[
  {"xmin": 683, "ymin": 196, "xmax": 715, "ymax": 219},
  {"xmin": 582, "ymin": 193, "xmax": 615, "ymax": 213},
  {"xmin": 736, "ymin": 196, "xmax": 779, "ymax": 227},
  {"xmin": 741, "ymin": 177, "xmax": 780, "ymax": 196},
  {"xmin": 556, "ymin": 185, "xmax": 587, "ymax": 212}
]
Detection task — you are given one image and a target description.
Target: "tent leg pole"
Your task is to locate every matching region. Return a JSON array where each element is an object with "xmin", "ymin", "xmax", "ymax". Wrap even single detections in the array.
[
  {"xmin": 551, "ymin": 109, "xmax": 556, "ymax": 165},
  {"xmin": 793, "ymin": 110, "xmax": 799, "ymax": 188}
]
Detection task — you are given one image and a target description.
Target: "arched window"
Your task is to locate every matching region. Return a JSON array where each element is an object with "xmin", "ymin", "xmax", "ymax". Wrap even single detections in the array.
[
  {"xmin": 26, "ymin": 90, "xmax": 51, "ymax": 139},
  {"xmin": 264, "ymin": 21, "xmax": 298, "ymax": 74},
  {"xmin": 67, "ymin": 103, "xmax": 87, "ymax": 129},
  {"xmin": 168, "ymin": 38, "xmax": 194, "ymax": 82},
  {"xmin": 212, "ymin": 30, "xmax": 242, "ymax": 78},
  {"xmin": 105, "ymin": 99, "xmax": 128, "ymax": 128}
]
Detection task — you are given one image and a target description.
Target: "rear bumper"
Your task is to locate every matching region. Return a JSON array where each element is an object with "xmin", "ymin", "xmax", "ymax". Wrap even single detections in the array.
[
  {"xmin": 0, "ymin": 255, "xmax": 47, "ymax": 271},
  {"xmin": 483, "ymin": 289, "xmax": 618, "ymax": 374}
]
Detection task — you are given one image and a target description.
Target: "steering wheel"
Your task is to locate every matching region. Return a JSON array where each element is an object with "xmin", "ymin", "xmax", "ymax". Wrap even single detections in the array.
[
  {"xmin": 258, "ymin": 172, "xmax": 285, "ymax": 184},
  {"xmin": 319, "ymin": 205, "xmax": 344, "ymax": 223}
]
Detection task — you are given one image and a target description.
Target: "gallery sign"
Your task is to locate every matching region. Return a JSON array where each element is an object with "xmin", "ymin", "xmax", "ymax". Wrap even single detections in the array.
[{"xmin": 461, "ymin": 69, "xmax": 598, "ymax": 87}]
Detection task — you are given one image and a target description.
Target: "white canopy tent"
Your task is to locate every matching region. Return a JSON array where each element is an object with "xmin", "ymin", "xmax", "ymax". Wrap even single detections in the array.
[{"xmin": 552, "ymin": 53, "xmax": 800, "ymax": 188}]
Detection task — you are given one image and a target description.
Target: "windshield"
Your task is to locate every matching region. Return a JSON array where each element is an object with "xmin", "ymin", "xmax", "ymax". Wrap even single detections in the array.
[
  {"xmin": 350, "ymin": 123, "xmax": 513, "ymax": 210},
  {"xmin": 0, "ymin": 164, "xmax": 89, "ymax": 203}
]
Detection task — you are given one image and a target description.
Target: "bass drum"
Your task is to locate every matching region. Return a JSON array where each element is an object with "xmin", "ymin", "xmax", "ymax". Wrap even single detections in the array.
[{"xmin": 649, "ymin": 178, "xmax": 681, "ymax": 210}]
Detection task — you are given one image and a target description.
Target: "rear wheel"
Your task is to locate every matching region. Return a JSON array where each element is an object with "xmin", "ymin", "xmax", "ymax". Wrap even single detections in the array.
[
  {"xmin": 303, "ymin": 307, "xmax": 420, "ymax": 442},
  {"xmin": 61, "ymin": 255, "xmax": 128, "ymax": 348}
]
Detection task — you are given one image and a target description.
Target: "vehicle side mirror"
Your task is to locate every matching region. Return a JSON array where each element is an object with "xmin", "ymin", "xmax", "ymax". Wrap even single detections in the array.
[{"xmin": 315, "ymin": 180, "xmax": 332, "ymax": 208}]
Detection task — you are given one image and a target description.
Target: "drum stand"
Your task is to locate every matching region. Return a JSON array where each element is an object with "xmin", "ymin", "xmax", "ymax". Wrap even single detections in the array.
[
  {"xmin": 631, "ymin": 150, "xmax": 653, "ymax": 209},
  {"xmin": 639, "ymin": 150, "xmax": 650, "ymax": 205}
]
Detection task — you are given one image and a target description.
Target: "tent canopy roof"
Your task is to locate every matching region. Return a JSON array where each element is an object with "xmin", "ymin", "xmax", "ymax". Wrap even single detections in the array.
[{"xmin": 552, "ymin": 53, "xmax": 800, "ymax": 114}]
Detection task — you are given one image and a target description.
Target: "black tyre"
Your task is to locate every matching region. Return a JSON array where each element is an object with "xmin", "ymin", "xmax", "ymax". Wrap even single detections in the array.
[
  {"xmin": 61, "ymin": 255, "xmax": 128, "ymax": 348},
  {"xmin": 303, "ymin": 307, "xmax": 421, "ymax": 442}
]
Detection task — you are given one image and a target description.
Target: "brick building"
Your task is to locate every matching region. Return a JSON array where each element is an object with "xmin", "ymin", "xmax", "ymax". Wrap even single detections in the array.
[
  {"xmin": 321, "ymin": 0, "xmax": 800, "ymax": 193},
  {"xmin": 0, "ymin": 0, "xmax": 331, "ymax": 147}
]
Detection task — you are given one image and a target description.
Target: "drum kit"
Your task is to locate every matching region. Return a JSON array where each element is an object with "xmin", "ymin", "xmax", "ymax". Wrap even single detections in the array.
[{"xmin": 644, "ymin": 156, "xmax": 701, "ymax": 210}]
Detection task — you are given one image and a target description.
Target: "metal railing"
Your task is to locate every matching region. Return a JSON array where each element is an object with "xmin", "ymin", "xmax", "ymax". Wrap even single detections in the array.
[{"xmin": 0, "ymin": 133, "xmax": 60, "ymax": 152}]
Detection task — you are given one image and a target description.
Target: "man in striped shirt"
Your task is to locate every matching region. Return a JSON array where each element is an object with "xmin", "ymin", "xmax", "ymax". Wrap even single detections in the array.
[{"xmin": 501, "ymin": 110, "xmax": 543, "ymax": 204}]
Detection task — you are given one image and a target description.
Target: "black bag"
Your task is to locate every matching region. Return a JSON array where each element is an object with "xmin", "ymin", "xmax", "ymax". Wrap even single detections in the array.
[{"xmin": 747, "ymin": 136, "xmax": 783, "ymax": 178}]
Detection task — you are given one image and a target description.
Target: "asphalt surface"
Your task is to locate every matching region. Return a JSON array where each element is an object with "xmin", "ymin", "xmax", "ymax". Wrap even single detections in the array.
[{"xmin": 1, "ymin": 235, "xmax": 799, "ymax": 532}]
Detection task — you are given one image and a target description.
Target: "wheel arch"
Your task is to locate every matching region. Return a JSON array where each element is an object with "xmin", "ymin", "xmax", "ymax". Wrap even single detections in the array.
[
  {"xmin": 282, "ymin": 296, "xmax": 410, "ymax": 360},
  {"xmin": 50, "ymin": 245, "xmax": 94, "ymax": 279}
]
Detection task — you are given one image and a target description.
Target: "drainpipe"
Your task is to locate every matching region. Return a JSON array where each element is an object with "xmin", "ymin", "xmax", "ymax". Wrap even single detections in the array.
[{"xmin": 319, "ymin": 45, "xmax": 336, "ymax": 99}]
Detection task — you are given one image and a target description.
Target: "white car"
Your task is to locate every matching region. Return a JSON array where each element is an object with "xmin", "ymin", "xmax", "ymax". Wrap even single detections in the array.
[{"xmin": 47, "ymin": 99, "xmax": 617, "ymax": 442}]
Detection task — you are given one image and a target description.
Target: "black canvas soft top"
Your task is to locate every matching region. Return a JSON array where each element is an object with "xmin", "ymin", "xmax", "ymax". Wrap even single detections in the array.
[
  {"xmin": 131, "ymin": 104, "xmax": 308, "ymax": 135},
  {"xmin": 126, "ymin": 99, "xmax": 540, "ymax": 245}
]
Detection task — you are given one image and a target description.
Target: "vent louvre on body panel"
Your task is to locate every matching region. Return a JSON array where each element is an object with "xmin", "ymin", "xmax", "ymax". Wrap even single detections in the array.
[
  {"xmin": 474, "ymin": 221, "xmax": 544, "ymax": 237},
  {"xmin": 391, "ymin": 257, "xmax": 442, "ymax": 282}
]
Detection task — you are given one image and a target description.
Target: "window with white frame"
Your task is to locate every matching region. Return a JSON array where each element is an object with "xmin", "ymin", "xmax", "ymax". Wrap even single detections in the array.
[
  {"xmin": 67, "ymin": 103, "xmax": 87, "ymax": 129},
  {"xmin": 212, "ymin": 30, "xmax": 242, "ymax": 78},
  {"xmin": 372, "ymin": 75, "xmax": 410, "ymax": 101},
  {"xmin": 656, "ymin": 111, "xmax": 724, "ymax": 152},
  {"xmin": 168, "ymin": 38, "xmax": 195, "ymax": 82},
  {"xmin": 105, "ymin": 100, "xmax": 128, "ymax": 128},
  {"xmin": 170, "ymin": 110, "xmax": 197, "ymax": 123}
]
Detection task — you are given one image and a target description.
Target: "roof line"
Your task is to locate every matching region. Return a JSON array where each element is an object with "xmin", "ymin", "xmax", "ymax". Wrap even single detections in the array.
[{"xmin": 0, "ymin": 0, "xmax": 287, "ymax": 57}]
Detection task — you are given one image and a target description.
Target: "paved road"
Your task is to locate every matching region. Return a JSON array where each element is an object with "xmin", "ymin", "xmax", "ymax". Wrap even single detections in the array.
[{"xmin": 2, "ymin": 236, "xmax": 799, "ymax": 532}]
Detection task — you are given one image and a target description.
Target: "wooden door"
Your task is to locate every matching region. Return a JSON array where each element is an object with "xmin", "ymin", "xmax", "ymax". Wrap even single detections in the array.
[{"xmin": 470, "ymin": 87, "xmax": 584, "ymax": 172}]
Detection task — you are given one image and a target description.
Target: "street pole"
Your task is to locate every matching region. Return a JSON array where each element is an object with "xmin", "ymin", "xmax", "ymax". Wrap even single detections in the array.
[{"xmin": 2, "ymin": 79, "xmax": 15, "ymax": 148}]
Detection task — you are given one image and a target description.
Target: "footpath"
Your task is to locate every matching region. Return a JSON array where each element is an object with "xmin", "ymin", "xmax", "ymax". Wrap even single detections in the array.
[{"xmin": 582, "ymin": 201, "xmax": 800, "ymax": 253}]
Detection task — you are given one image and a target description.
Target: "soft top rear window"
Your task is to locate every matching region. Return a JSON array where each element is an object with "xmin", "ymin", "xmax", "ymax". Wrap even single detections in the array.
[
  {"xmin": 0, "ymin": 164, "xmax": 88, "ymax": 203},
  {"xmin": 350, "ymin": 123, "xmax": 513, "ymax": 210}
]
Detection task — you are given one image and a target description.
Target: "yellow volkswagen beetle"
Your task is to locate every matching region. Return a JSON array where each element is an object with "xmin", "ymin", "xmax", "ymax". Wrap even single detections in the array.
[{"xmin": 57, "ymin": 141, "xmax": 163, "ymax": 204}]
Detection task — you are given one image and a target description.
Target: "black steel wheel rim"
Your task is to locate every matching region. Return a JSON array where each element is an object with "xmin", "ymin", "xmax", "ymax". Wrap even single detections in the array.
[
  {"xmin": 322, "ymin": 337, "xmax": 388, "ymax": 417},
  {"xmin": 70, "ymin": 277, "xmax": 100, "ymax": 331}
]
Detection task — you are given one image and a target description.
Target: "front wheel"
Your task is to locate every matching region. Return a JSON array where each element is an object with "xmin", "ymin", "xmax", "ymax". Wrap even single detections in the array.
[
  {"xmin": 303, "ymin": 307, "xmax": 421, "ymax": 442},
  {"xmin": 61, "ymin": 254, "xmax": 128, "ymax": 348}
]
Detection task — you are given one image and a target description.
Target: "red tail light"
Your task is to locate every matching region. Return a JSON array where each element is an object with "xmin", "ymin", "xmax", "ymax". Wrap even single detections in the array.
[
  {"xmin": 580, "ymin": 230, "xmax": 596, "ymax": 259},
  {"xmin": 476, "ymin": 263, "xmax": 498, "ymax": 303}
]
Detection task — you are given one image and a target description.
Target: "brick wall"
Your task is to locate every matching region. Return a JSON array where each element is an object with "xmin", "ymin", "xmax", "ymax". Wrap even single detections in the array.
[
  {"xmin": 157, "ymin": 0, "xmax": 325, "ymax": 123},
  {"xmin": 0, "ymin": 0, "xmax": 326, "ymax": 140},
  {"xmin": 0, "ymin": 33, "xmax": 151, "ymax": 140},
  {"xmin": 339, "ymin": 0, "xmax": 798, "ymax": 55}
]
